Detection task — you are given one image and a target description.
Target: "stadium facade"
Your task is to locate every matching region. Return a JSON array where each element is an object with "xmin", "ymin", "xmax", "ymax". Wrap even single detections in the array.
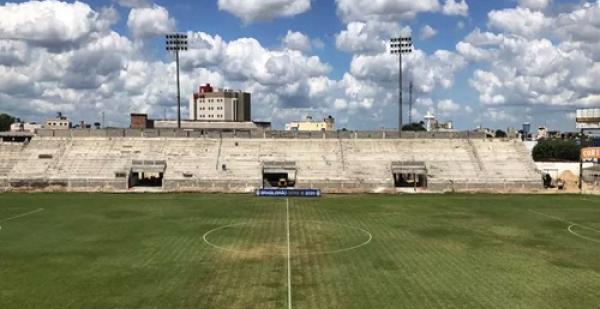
[{"xmin": 0, "ymin": 129, "xmax": 543, "ymax": 193}]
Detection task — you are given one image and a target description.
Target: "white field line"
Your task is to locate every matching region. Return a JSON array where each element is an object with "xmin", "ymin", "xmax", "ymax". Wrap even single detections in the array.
[
  {"xmin": 529, "ymin": 209, "xmax": 600, "ymax": 243},
  {"xmin": 202, "ymin": 221, "xmax": 372, "ymax": 256},
  {"xmin": 568, "ymin": 225, "xmax": 600, "ymax": 244},
  {"xmin": 286, "ymin": 198, "xmax": 292, "ymax": 309},
  {"xmin": 0, "ymin": 208, "xmax": 45, "ymax": 232}
]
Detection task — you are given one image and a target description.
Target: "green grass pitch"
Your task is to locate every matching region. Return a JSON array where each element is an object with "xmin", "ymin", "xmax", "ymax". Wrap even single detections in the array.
[{"xmin": 1, "ymin": 193, "xmax": 600, "ymax": 308}]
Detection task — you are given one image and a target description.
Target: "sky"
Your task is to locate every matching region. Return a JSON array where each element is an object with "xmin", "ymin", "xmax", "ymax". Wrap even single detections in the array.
[{"xmin": 0, "ymin": 0, "xmax": 598, "ymax": 131}]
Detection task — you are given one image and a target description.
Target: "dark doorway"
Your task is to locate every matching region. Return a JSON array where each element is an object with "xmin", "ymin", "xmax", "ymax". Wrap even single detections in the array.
[
  {"xmin": 391, "ymin": 161, "xmax": 428, "ymax": 189},
  {"xmin": 263, "ymin": 172, "xmax": 295, "ymax": 188},
  {"xmin": 130, "ymin": 172, "xmax": 164, "ymax": 187},
  {"xmin": 394, "ymin": 173, "xmax": 427, "ymax": 188}
]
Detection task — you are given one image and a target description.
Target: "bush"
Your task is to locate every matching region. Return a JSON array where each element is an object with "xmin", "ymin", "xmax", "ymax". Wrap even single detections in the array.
[
  {"xmin": 532, "ymin": 139, "xmax": 581, "ymax": 162},
  {"xmin": 495, "ymin": 130, "xmax": 507, "ymax": 138},
  {"xmin": 402, "ymin": 122, "xmax": 426, "ymax": 131}
]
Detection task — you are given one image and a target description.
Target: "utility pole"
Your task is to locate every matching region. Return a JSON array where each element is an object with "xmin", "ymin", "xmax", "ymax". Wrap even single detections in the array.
[
  {"xmin": 166, "ymin": 33, "xmax": 188, "ymax": 129},
  {"xmin": 409, "ymin": 81, "xmax": 413, "ymax": 124},
  {"xmin": 390, "ymin": 36, "xmax": 413, "ymax": 137}
]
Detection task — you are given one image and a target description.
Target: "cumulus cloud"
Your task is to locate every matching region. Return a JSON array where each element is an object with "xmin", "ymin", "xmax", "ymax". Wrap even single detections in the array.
[
  {"xmin": 488, "ymin": 7, "xmax": 551, "ymax": 38},
  {"xmin": 114, "ymin": 0, "xmax": 150, "ymax": 8},
  {"xmin": 218, "ymin": 0, "xmax": 311, "ymax": 23},
  {"xmin": 0, "ymin": 0, "xmax": 116, "ymax": 52},
  {"xmin": 464, "ymin": 2, "xmax": 600, "ymax": 110},
  {"xmin": 282, "ymin": 31, "xmax": 311, "ymax": 52},
  {"xmin": 437, "ymin": 99, "xmax": 461, "ymax": 115},
  {"xmin": 517, "ymin": 0, "xmax": 550, "ymax": 10},
  {"xmin": 127, "ymin": 4, "xmax": 175, "ymax": 39},
  {"xmin": 442, "ymin": 0, "xmax": 469, "ymax": 17},
  {"xmin": 419, "ymin": 25, "xmax": 438, "ymax": 40},
  {"xmin": 345, "ymin": 53, "xmax": 466, "ymax": 124},
  {"xmin": 336, "ymin": 0, "xmax": 440, "ymax": 23},
  {"xmin": 336, "ymin": 21, "xmax": 407, "ymax": 54}
]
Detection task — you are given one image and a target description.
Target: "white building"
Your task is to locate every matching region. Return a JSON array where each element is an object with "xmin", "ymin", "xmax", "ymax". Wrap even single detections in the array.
[
  {"xmin": 10, "ymin": 122, "xmax": 42, "ymax": 133},
  {"xmin": 189, "ymin": 84, "xmax": 251, "ymax": 122},
  {"xmin": 537, "ymin": 127, "xmax": 548, "ymax": 140},
  {"xmin": 285, "ymin": 116, "xmax": 335, "ymax": 132},
  {"xmin": 424, "ymin": 112, "xmax": 454, "ymax": 132}
]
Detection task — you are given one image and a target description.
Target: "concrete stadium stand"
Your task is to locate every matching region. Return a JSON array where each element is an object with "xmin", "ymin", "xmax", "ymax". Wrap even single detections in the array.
[{"xmin": 1, "ymin": 132, "xmax": 542, "ymax": 193}]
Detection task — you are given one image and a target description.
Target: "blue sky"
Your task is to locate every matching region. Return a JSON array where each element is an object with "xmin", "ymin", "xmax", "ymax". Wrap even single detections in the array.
[{"xmin": 0, "ymin": 0, "xmax": 598, "ymax": 131}]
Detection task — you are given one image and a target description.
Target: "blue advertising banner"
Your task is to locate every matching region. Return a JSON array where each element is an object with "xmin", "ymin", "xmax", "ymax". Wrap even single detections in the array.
[{"xmin": 256, "ymin": 189, "xmax": 321, "ymax": 197}]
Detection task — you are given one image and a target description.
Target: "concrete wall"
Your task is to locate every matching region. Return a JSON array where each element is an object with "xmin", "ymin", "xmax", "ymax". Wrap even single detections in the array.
[
  {"xmin": 35, "ymin": 129, "xmax": 487, "ymax": 140},
  {"xmin": 535, "ymin": 162, "xmax": 591, "ymax": 192},
  {"xmin": 0, "ymin": 136, "xmax": 543, "ymax": 193}
]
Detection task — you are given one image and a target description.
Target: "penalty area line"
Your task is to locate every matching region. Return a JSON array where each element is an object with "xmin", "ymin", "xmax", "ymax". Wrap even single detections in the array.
[
  {"xmin": 0, "ymin": 208, "xmax": 45, "ymax": 232},
  {"xmin": 529, "ymin": 209, "xmax": 600, "ymax": 243}
]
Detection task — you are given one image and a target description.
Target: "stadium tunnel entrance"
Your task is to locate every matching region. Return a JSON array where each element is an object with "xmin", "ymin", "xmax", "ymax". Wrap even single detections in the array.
[
  {"xmin": 262, "ymin": 161, "xmax": 296, "ymax": 188},
  {"xmin": 392, "ymin": 161, "xmax": 428, "ymax": 189},
  {"xmin": 129, "ymin": 160, "xmax": 166, "ymax": 188}
]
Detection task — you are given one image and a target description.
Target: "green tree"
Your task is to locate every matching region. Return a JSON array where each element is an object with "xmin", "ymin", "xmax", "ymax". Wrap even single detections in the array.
[
  {"xmin": 402, "ymin": 122, "xmax": 426, "ymax": 131},
  {"xmin": 0, "ymin": 113, "xmax": 16, "ymax": 132},
  {"xmin": 532, "ymin": 139, "xmax": 581, "ymax": 162},
  {"xmin": 495, "ymin": 129, "xmax": 507, "ymax": 138}
]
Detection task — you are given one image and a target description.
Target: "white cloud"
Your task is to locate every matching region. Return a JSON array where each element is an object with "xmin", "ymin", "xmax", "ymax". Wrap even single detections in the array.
[
  {"xmin": 336, "ymin": 21, "xmax": 407, "ymax": 54},
  {"xmin": 127, "ymin": 4, "xmax": 175, "ymax": 39},
  {"xmin": 218, "ymin": 0, "xmax": 311, "ymax": 23},
  {"xmin": 0, "ymin": 0, "xmax": 116, "ymax": 51},
  {"xmin": 282, "ymin": 31, "xmax": 311, "ymax": 52},
  {"xmin": 437, "ymin": 99, "xmax": 461, "ymax": 115},
  {"xmin": 517, "ymin": 0, "xmax": 550, "ymax": 10},
  {"xmin": 115, "ymin": 0, "xmax": 150, "ymax": 8},
  {"xmin": 555, "ymin": 2, "xmax": 600, "ymax": 59},
  {"xmin": 442, "ymin": 0, "xmax": 469, "ymax": 17},
  {"xmin": 466, "ymin": 5, "xmax": 600, "ymax": 110},
  {"xmin": 334, "ymin": 98, "xmax": 348, "ymax": 110},
  {"xmin": 0, "ymin": 41, "xmax": 29, "ymax": 66},
  {"xmin": 336, "ymin": 0, "xmax": 440, "ymax": 23},
  {"xmin": 419, "ymin": 25, "xmax": 438, "ymax": 40},
  {"xmin": 456, "ymin": 41, "xmax": 496, "ymax": 62},
  {"xmin": 349, "ymin": 49, "xmax": 466, "ymax": 94},
  {"xmin": 488, "ymin": 7, "xmax": 551, "ymax": 38}
]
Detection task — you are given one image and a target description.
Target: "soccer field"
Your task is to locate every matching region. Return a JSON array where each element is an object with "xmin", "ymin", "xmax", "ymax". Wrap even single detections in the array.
[{"xmin": 1, "ymin": 193, "xmax": 599, "ymax": 309}]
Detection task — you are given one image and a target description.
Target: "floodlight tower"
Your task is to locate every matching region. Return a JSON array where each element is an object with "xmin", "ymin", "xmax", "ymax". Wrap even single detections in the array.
[
  {"xmin": 409, "ymin": 81, "xmax": 414, "ymax": 124},
  {"xmin": 165, "ymin": 33, "xmax": 188, "ymax": 129},
  {"xmin": 390, "ymin": 36, "xmax": 413, "ymax": 137}
]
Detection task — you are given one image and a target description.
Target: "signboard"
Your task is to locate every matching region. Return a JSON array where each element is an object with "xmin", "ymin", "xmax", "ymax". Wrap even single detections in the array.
[
  {"xmin": 256, "ymin": 189, "xmax": 321, "ymax": 197},
  {"xmin": 576, "ymin": 109, "xmax": 600, "ymax": 129},
  {"xmin": 581, "ymin": 147, "xmax": 600, "ymax": 161}
]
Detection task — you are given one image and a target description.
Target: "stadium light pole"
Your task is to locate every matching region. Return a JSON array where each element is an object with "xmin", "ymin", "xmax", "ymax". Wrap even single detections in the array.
[
  {"xmin": 165, "ymin": 33, "xmax": 188, "ymax": 129},
  {"xmin": 390, "ymin": 36, "xmax": 413, "ymax": 138}
]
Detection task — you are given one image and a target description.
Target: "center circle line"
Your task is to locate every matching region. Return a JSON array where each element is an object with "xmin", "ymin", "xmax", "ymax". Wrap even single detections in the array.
[{"xmin": 202, "ymin": 220, "xmax": 373, "ymax": 256}]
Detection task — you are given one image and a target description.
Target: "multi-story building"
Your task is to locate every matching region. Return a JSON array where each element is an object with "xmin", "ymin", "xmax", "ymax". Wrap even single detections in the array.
[
  {"xmin": 285, "ymin": 116, "xmax": 335, "ymax": 132},
  {"xmin": 189, "ymin": 84, "xmax": 251, "ymax": 122},
  {"xmin": 44, "ymin": 112, "xmax": 71, "ymax": 129}
]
